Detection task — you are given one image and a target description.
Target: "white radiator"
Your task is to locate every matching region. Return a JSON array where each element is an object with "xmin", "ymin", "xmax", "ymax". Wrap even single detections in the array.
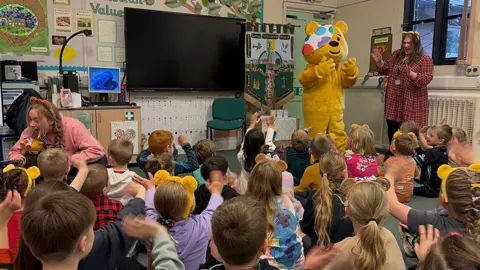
[{"xmin": 428, "ymin": 96, "xmax": 477, "ymax": 141}]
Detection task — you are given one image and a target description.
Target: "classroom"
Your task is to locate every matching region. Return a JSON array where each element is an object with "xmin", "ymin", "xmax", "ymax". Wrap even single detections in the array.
[{"xmin": 0, "ymin": 0, "xmax": 478, "ymax": 269}]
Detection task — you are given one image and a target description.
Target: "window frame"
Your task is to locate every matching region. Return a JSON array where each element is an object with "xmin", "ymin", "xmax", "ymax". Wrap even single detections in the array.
[{"xmin": 403, "ymin": 0, "xmax": 470, "ymax": 65}]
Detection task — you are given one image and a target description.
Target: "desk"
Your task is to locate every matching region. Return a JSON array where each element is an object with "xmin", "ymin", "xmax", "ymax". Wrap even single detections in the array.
[{"xmin": 60, "ymin": 106, "xmax": 142, "ymax": 164}]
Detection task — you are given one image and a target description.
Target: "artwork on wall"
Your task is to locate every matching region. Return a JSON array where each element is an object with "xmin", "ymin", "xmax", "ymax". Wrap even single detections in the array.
[
  {"xmin": 0, "ymin": 2, "xmax": 49, "ymax": 55},
  {"xmin": 244, "ymin": 23, "xmax": 295, "ymax": 109},
  {"xmin": 111, "ymin": 121, "xmax": 139, "ymax": 154},
  {"xmin": 53, "ymin": 8, "xmax": 72, "ymax": 32},
  {"xmin": 165, "ymin": 0, "xmax": 262, "ymax": 20}
]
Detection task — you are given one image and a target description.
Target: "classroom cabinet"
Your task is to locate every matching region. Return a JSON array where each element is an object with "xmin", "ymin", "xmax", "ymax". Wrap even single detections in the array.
[{"xmin": 60, "ymin": 106, "xmax": 142, "ymax": 164}]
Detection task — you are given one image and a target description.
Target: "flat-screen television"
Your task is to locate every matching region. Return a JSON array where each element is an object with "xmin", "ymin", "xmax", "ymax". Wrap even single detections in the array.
[{"xmin": 124, "ymin": 8, "xmax": 245, "ymax": 92}]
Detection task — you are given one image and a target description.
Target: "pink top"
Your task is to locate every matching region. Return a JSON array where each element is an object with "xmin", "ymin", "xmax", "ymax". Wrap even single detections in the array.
[
  {"xmin": 344, "ymin": 150, "xmax": 378, "ymax": 179},
  {"xmin": 9, "ymin": 116, "xmax": 105, "ymax": 162}
]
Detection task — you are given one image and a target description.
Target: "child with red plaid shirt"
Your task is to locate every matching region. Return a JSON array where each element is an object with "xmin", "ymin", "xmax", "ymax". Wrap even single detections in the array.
[{"xmin": 80, "ymin": 163, "xmax": 124, "ymax": 229}]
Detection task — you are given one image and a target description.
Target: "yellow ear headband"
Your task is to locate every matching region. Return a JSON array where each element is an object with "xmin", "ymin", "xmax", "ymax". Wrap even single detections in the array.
[
  {"xmin": 402, "ymin": 31, "xmax": 420, "ymax": 39},
  {"xmin": 438, "ymin": 164, "xmax": 480, "ymax": 202},
  {"xmin": 154, "ymin": 170, "xmax": 198, "ymax": 218},
  {"xmin": 391, "ymin": 131, "xmax": 417, "ymax": 152},
  {"xmin": 3, "ymin": 164, "xmax": 40, "ymax": 197}
]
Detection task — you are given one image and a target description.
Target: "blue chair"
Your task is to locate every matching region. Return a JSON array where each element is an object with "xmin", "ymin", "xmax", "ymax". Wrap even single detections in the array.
[{"xmin": 207, "ymin": 98, "xmax": 245, "ymax": 140}]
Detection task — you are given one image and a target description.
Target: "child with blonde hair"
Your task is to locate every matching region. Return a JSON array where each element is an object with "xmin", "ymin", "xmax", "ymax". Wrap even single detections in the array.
[
  {"xmin": 285, "ymin": 127, "xmax": 312, "ymax": 186},
  {"xmin": 246, "ymin": 161, "xmax": 304, "ymax": 269},
  {"xmin": 37, "ymin": 148, "xmax": 70, "ymax": 182},
  {"xmin": 344, "ymin": 124, "xmax": 378, "ymax": 179},
  {"xmin": 139, "ymin": 170, "xmax": 224, "ymax": 269},
  {"xmin": 449, "ymin": 127, "xmax": 468, "ymax": 167},
  {"xmin": 380, "ymin": 132, "xmax": 417, "ymax": 202},
  {"xmin": 301, "ymin": 152, "xmax": 354, "ymax": 246},
  {"xmin": 323, "ymin": 179, "xmax": 405, "ymax": 270}
]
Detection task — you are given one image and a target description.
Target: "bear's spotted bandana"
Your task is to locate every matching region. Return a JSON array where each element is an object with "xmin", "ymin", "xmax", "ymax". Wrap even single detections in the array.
[{"xmin": 302, "ymin": 24, "xmax": 334, "ymax": 56}]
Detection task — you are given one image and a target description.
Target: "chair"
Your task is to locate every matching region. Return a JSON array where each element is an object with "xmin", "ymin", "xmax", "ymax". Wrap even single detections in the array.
[{"xmin": 207, "ymin": 98, "xmax": 245, "ymax": 140}]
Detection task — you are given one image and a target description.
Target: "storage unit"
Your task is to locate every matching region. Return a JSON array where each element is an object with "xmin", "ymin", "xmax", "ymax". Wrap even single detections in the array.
[{"xmin": 60, "ymin": 106, "xmax": 142, "ymax": 164}]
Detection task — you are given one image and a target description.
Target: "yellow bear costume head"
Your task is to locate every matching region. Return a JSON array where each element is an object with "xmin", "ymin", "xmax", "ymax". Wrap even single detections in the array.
[
  {"xmin": 302, "ymin": 21, "xmax": 349, "ymax": 64},
  {"xmin": 3, "ymin": 164, "xmax": 40, "ymax": 197},
  {"xmin": 154, "ymin": 170, "xmax": 198, "ymax": 219}
]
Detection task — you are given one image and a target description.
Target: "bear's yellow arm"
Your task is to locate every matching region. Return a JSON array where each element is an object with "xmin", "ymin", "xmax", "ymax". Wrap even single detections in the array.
[
  {"xmin": 340, "ymin": 66, "xmax": 359, "ymax": 89},
  {"xmin": 299, "ymin": 64, "xmax": 323, "ymax": 88}
]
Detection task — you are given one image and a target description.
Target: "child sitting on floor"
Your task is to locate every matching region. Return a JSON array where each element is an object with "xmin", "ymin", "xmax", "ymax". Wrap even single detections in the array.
[
  {"xmin": 414, "ymin": 124, "xmax": 452, "ymax": 197},
  {"xmin": 344, "ymin": 124, "xmax": 378, "ymax": 180},
  {"xmin": 107, "ymin": 139, "xmax": 137, "ymax": 204},
  {"xmin": 137, "ymin": 131, "xmax": 199, "ymax": 176},
  {"xmin": 449, "ymin": 127, "xmax": 468, "ymax": 167},
  {"xmin": 381, "ymin": 132, "xmax": 417, "ymax": 202},
  {"xmin": 285, "ymin": 128, "xmax": 311, "ymax": 186},
  {"xmin": 142, "ymin": 169, "xmax": 224, "ymax": 269},
  {"xmin": 301, "ymin": 152, "xmax": 354, "ymax": 246},
  {"xmin": 192, "ymin": 139, "xmax": 234, "ymax": 185},
  {"xmin": 194, "ymin": 155, "xmax": 238, "ymax": 214},
  {"xmin": 294, "ymin": 134, "xmax": 332, "ymax": 194},
  {"xmin": 80, "ymin": 164, "xmax": 124, "ymax": 230},
  {"xmin": 246, "ymin": 161, "xmax": 304, "ymax": 269}
]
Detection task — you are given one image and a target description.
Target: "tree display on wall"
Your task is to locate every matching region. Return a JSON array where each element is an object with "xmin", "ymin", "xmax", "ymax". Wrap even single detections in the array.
[{"xmin": 165, "ymin": 0, "xmax": 262, "ymax": 20}]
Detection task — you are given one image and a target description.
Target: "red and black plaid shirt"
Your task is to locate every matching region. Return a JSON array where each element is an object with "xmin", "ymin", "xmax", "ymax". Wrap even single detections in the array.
[
  {"xmin": 379, "ymin": 50, "xmax": 433, "ymax": 127},
  {"xmin": 90, "ymin": 194, "xmax": 124, "ymax": 230}
]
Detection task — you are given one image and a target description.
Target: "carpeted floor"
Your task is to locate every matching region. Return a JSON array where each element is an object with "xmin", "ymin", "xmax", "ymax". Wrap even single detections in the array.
[{"xmin": 131, "ymin": 150, "xmax": 439, "ymax": 268}]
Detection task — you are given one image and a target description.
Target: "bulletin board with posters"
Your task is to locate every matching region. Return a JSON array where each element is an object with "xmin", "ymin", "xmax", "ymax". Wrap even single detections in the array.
[{"xmin": 369, "ymin": 27, "xmax": 393, "ymax": 73}]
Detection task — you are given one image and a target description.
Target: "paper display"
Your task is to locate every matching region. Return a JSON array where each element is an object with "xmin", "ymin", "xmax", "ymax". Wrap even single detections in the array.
[
  {"xmin": 115, "ymin": 47, "xmax": 126, "ymax": 63},
  {"xmin": 97, "ymin": 46, "xmax": 113, "ymax": 62},
  {"xmin": 72, "ymin": 111, "xmax": 93, "ymax": 133},
  {"xmin": 76, "ymin": 10, "xmax": 93, "ymax": 33},
  {"xmin": 111, "ymin": 121, "xmax": 139, "ymax": 154},
  {"xmin": 98, "ymin": 20, "xmax": 116, "ymax": 43},
  {"xmin": 53, "ymin": 0, "xmax": 71, "ymax": 4},
  {"xmin": 54, "ymin": 9, "xmax": 72, "ymax": 33}
]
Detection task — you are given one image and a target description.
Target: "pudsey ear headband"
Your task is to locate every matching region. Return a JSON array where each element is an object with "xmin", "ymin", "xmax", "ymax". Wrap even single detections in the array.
[
  {"xmin": 3, "ymin": 164, "xmax": 40, "ymax": 196},
  {"xmin": 391, "ymin": 131, "xmax": 417, "ymax": 152},
  {"xmin": 402, "ymin": 31, "xmax": 420, "ymax": 39},
  {"xmin": 438, "ymin": 164, "xmax": 480, "ymax": 202}
]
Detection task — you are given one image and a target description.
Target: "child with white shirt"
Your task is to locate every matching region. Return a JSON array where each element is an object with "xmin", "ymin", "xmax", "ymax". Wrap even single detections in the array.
[{"xmin": 107, "ymin": 139, "xmax": 137, "ymax": 204}]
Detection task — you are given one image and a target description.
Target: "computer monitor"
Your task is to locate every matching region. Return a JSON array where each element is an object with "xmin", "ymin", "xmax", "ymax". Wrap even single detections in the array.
[{"xmin": 88, "ymin": 66, "xmax": 121, "ymax": 94}]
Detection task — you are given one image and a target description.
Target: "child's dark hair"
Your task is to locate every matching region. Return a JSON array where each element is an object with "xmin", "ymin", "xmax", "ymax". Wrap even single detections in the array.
[
  {"xmin": 243, "ymin": 129, "xmax": 266, "ymax": 173},
  {"xmin": 20, "ymin": 190, "xmax": 96, "ymax": 264},
  {"xmin": 0, "ymin": 169, "xmax": 29, "ymax": 200},
  {"xmin": 80, "ymin": 164, "xmax": 108, "ymax": 197},
  {"xmin": 193, "ymin": 139, "xmax": 216, "ymax": 164},
  {"xmin": 418, "ymin": 234, "xmax": 480, "ymax": 270},
  {"xmin": 212, "ymin": 196, "xmax": 267, "ymax": 266},
  {"xmin": 201, "ymin": 155, "xmax": 228, "ymax": 180},
  {"xmin": 394, "ymin": 133, "xmax": 416, "ymax": 156},
  {"xmin": 146, "ymin": 153, "xmax": 174, "ymax": 176}
]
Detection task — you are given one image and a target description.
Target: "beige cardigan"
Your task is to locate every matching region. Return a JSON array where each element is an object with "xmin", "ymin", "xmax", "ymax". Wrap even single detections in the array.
[{"xmin": 323, "ymin": 227, "xmax": 405, "ymax": 270}]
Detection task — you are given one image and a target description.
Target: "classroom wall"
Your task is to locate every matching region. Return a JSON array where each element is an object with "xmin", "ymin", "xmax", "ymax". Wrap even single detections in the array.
[{"xmin": 335, "ymin": 0, "xmax": 458, "ymax": 76}]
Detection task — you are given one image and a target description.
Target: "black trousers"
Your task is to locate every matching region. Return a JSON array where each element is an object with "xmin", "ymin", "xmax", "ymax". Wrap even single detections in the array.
[{"xmin": 387, "ymin": 120, "xmax": 402, "ymax": 144}]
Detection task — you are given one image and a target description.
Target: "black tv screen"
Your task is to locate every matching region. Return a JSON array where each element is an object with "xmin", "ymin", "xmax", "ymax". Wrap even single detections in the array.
[{"xmin": 125, "ymin": 8, "xmax": 245, "ymax": 91}]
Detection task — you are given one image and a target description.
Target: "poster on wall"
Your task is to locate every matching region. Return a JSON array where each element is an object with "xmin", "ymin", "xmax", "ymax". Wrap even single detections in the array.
[
  {"xmin": 369, "ymin": 27, "xmax": 393, "ymax": 73},
  {"xmin": 111, "ymin": 121, "xmax": 139, "ymax": 154},
  {"xmin": 76, "ymin": 10, "xmax": 93, "ymax": 33},
  {"xmin": 0, "ymin": 2, "xmax": 49, "ymax": 55},
  {"xmin": 165, "ymin": 0, "xmax": 262, "ymax": 20},
  {"xmin": 54, "ymin": 8, "xmax": 72, "ymax": 33},
  {"xmin": 244, "ymin": 24, "xmax": 295, "ymax": 109}
]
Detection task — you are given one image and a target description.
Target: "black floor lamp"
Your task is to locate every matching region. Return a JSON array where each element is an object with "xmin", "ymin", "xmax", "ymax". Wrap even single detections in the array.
[{"xmin": 58, "ymin": 29, "xmax": 92, "ymax": 93}]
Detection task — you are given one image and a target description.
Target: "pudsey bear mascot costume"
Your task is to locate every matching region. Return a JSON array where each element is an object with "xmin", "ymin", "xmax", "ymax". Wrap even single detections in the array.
[{"xmin": 299, "ymin": 21, "xmax": 359, "ymax": 153}]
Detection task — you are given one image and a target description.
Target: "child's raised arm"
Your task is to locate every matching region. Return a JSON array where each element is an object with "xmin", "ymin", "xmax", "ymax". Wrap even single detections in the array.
[
  {"xmin": 132, "ymin": 174, "xmax": 158, "ymax": 221},
  {"xmin": 384, "ymin": 161, "xmax": 412, "ymax": 225},
  {"xmin": 69, "ymin": 158, "xmax": 89, "ymax": 192}
]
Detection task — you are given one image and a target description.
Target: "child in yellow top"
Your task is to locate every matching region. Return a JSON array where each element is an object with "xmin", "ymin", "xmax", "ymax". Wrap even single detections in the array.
[{"xmin": 294, "ymin": 134, "xmax": 333, "ymax": 194}]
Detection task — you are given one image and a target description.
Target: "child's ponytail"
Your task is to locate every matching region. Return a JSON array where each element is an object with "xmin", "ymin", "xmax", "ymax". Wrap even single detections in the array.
[
  {"xmin": 347, "ymin": 180, "xmax": 389, "ymax": 270},
  {"xmin": 355, "ymin": 219, "xmax": 386, "ymax": 270},
  {"xmin": 314, "ymin": 152, "xmax": 346, "ymax": 246}
]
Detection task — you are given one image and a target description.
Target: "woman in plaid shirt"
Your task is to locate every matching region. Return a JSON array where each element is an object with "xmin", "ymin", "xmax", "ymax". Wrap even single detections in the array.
[{"xmin": 372, "ymin": 32, "xmax": 434, "ymax": 143}]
